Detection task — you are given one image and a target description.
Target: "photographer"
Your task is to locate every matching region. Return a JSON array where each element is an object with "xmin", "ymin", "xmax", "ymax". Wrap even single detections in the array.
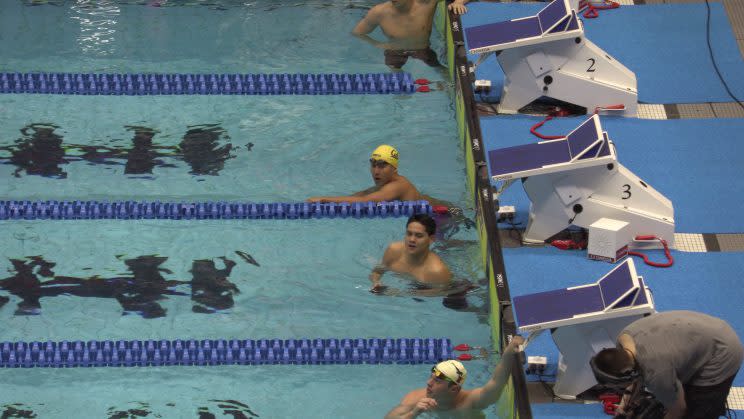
[{"xmin": 590, "ymin": 310, "xmax": 743, "ymax": 419}]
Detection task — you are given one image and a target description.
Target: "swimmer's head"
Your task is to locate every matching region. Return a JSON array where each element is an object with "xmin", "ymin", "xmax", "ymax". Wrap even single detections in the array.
[
  {"xmin": 432, "ymin": 360, "xmax": 467, "ymax": 387},
  {"xmin": 405, "ymin": 214, "xmax": 437, "ymax": 255},
  {"xmin": 407, "ymin": 214, "xmax": 436, "ymax": 236},
  {"xmin": 370, "ymin": 145, "xmax": 399, "ymax": 169}
]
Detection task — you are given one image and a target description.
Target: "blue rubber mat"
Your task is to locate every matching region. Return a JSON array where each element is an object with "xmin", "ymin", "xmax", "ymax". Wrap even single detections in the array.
[
  {"xmin": 481, "ymin": 115, "xmax": 744, "ymax": 233},
  {"xmin": 504, "ymin": 247, "xmax": 744, "ymax": 388},
  {"xmin": 461, "ymin": 2, "xmax": 744, "ymax": 104}
]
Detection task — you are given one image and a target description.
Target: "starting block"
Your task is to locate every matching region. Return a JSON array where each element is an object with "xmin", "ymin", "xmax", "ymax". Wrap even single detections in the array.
[
  {"xmin": 513, "ymin": 258, "xmax": 654, "ymax": 397},
  {"xmin": 464, "ymin": 0, "xmax": 637, "ymax": 116},
  {"xmin": 489, "ymin": 115, "xmax": 675, "ymax": 248}
]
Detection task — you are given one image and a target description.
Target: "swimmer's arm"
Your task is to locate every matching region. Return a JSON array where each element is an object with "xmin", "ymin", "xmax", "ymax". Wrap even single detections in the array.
[
  {"xmin": 308, "ymin": 182, "xmax": 406, "ymax": 203},
  {"xmin": 307, "ymin": 195, "xmax": 374, "ymax": 204},
  {"xmin": 353, "ymin": 186, "xmax": 378, "ymax": 197},
  {"xmin": 370, "ymin": 245, "xmax": 397, "ymax": 291},
  {"xmin": 464, "ymin": 336, "xmax": 524, "ymax": 410},
  {"xmin": 369, "ymin": 264, "xmax": 386, "ymax": 290},
  {"xmin": 352, "ymin": 5, "xmax": 388, "ymax": 49}
]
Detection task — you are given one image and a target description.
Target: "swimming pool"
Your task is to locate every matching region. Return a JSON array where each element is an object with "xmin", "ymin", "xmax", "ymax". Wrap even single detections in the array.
[{"xmin": 0, "ymin": 1, "xmax": 499, "ymax": 417}]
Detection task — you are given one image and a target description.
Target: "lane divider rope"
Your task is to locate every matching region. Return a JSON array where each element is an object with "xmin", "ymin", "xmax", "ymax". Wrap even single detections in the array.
[
  {"xmin": 0, "ymin": 337, "xmax": 452, "ymax": 367},
  {"xmin": 0, "ymin": 200, "xmax": 432, "ymax": 220},
  {"xmin": 0, "ymin": 72, "xmax": 416, "ymax": 95}
]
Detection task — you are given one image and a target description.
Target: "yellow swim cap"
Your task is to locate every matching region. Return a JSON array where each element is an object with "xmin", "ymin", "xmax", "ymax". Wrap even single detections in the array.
[
  {"xmin": 370, "ymin": 145, "xmax": 399, "ymax": 168},
  {"xmin": 434, "ymin": 360, "xmax": 467, "ymax": 385}
]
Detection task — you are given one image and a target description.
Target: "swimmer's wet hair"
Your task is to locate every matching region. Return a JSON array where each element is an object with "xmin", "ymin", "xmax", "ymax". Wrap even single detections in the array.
[{"xmin": 407, "ymin": 214, "xmax": 436, "ymax": 236}]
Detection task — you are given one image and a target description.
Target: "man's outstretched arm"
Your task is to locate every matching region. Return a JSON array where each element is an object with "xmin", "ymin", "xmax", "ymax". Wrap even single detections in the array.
[
  {"xmin": 463, "ymin": 336, "xmax": 524, "ymax": 410},
  {"xmin": 308, "ymin": 182, "xmax": 405, "ymax": 203}
]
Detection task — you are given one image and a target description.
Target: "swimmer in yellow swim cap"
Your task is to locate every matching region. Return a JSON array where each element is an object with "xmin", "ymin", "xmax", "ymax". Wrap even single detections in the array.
[
  {"xmin": 308, "ymin": 144, "xmax": 421, "ymax": 203},
  {"xmin": 384, "ymin": 336, "xmax": 525, "ymax": 419}
]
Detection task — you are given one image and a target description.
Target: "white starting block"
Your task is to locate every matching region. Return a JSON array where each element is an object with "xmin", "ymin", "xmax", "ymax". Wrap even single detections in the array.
[
  {"xmin": 464, "ymin": 0, "xmax": 637, "ymax": 116},
  {"xmin": 489, "ymin": 115, "xmax": 674, "ymax": 248},
  {"xmin": 513, "ymin": 258, "xmax": 655, "ymax": 398}
]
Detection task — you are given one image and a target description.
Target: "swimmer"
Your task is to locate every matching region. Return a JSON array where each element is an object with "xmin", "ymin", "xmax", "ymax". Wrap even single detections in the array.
[
  {"xmin": 352, "ymin": 0, "xmax": 469, "ymax": 71},
  {"xmin": 308, "ymin": 145, "xmax": 421, "ymax": 204},
  {"xmin": 385, "ymin": 336, "xmax": 525, "ymax": 418},
  {"xmin": 369, "ymin": 214, "xmax": 451, "ymax": 292}
]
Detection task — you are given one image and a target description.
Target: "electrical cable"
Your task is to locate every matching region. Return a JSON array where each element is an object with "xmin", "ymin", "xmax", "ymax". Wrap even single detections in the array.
[
  {"xmin": 704, "ymin": 0, "xmax": 744, "ymax": 112},
  {"xmin": 506, "ymin": 219, "xmax": 524, "ymax": 243}
]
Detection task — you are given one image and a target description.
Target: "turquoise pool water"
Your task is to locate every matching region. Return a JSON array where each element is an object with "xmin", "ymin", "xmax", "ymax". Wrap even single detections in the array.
[{"xmin": 0, "ymin": 1, "xmax": 495, "ymax": 417}]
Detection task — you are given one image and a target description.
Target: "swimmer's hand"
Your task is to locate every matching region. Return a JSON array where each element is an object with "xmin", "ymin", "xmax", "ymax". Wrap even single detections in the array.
[
  {"xmin": 507, "ymin": 335, "xmax": 526, "ymax": 354},
  {"xmin": 370, "ymin": 283, "xmax": 388, "ymax": 294},
  {"xmin": 370, "ymin": 285, "xmax": 405, "ymax": 297},
  {"xmin": 448, "ymin": 0, "xmax": 468, "ymax": 15},
  {"xmin": 369, "ymin": 278, "xmax": 387, "ymax": 294},
  {"xmin": 413, "ymin": 397, "xmax": 438, "ymax": 415}
]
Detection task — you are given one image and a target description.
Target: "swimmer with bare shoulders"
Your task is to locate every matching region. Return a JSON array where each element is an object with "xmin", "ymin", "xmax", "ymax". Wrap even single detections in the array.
[
  {"xmin": 385, "ymin": 336, "xmax": 524, "ymax": 419},
  {"xmin": 352, "ymin": 0, "xmax": 469, "ymax": 70},
  {"xmin": 369, "ymin": 214, "xmax": 451, "ymax": 293},
  {"xmin": 308, "ymin": 145, "xmax": 421, "ymax": 204}
]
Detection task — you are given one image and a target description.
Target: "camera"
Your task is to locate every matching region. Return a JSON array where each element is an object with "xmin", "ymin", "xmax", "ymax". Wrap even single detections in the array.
[{"xmin": 615, "ymin": 391, "xmax": 666, "ymax": 419}]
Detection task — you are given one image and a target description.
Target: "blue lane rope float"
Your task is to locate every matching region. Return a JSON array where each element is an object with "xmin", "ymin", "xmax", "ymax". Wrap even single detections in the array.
[
  {"xmin": 0, "ymin": 337, "xmax": 452, "ymax": 368},
  {"xmin": 0, "ymin": 72, "xmax": 416, "ymax": 95},
  {"xmin": 0, "ymin": 200, "xmax": 431, "ymax": 220}
]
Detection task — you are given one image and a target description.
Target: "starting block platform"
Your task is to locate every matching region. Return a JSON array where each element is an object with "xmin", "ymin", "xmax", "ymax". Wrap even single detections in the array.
[
  {"xmin": 487, "ymin": 115, "xmax": 675, "ymax": 247},
  {"xmin": 489, "ymin": 114, "xmax": 612, "ymax": 181},
  {"xmin": 466, "ymin": 0, "xmax": 581, "ymax": 54},
  {"xmin": 460, "ymin": 2, "xmax": 744, "ymax": 104},
  {"xmin": 464, "ymin": 0, "xmax": 638, "ymax": 116},
  {"xmin": 513, "ymin": 258, "xmax": 654, "ymax": 397}
]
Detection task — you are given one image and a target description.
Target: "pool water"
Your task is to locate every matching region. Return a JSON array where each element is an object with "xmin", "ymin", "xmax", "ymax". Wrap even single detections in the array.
[{"xmin": 0, "ymin": 1, "xmax": 497, "ymax": 417}]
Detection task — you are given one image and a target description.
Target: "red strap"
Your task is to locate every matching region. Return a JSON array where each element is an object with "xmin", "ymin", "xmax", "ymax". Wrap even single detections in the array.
[
  {"xmin": 599, "ymin": 393, "xmax": 621, "ymax": 415},
  {"xmin": 594, "ymin": 104, "xmax": 626, "ymax": 113},
  {"xmin": 550, "ymin": 239, "xmax": 587, "ymax": 250},
  {"xmin": 583, "ymin": 0, "xmax": 620, "ymax": 19},
  {"xmin": 414, "ymin": 78, "xmax": 430, "ymax": 85},
  {"xmin": 627, "ymin": 236, "xmax": 674, "ymax": 267},
  {"xmin": 530, "ymin": 116, "xmax": 565, "ymax": 140},
  {"xmin": 603, "ymin": 401, "xmax": 618, "ymax": 415},
  {"xmin": 599, "ymin": 394, "xmax": 621, "ymax": 404},
  {"xmin": 416, "ymin": 85, "xmax": 431, "ymax": 93},
  {"xmin": 432, "ymin": 205, "xmax": 449, "ymax": 215}
]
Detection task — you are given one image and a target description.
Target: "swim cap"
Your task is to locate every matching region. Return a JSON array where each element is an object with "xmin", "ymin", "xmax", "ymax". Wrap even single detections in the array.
[
  {"xmin": 434, "ymin": 360, "xmax": 467, "ymax": 385},
  {"xmin": 370, "ymin": 145, "xmax": 399, "ymax": 168}
]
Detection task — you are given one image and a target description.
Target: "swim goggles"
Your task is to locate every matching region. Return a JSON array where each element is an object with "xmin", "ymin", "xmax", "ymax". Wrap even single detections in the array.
[
  {"xmin": 369, "ymin": 159, "xmax": 390, "ymax": 168},
  {"xmin": 431, "ymin": 366, "xmax": 459, "ymax": 385}
]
